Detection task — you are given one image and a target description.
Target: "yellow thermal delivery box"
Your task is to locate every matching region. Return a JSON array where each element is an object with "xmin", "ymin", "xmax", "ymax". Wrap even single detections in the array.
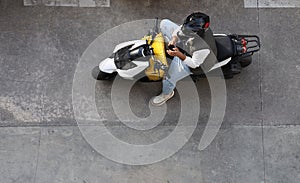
[{"xmin": 143, "ymin": 33, "xmax": 168, "ymax": 81}]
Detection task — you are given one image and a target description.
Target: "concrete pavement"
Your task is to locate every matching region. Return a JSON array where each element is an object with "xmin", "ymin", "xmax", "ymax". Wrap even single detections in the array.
[{"xmin": 0, "ymin": 0, "xmax": 299, "ymax": 182}]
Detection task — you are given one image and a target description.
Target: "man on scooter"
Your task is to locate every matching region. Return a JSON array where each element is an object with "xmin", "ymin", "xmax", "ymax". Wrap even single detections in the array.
[{"xmin": 151, "ymin": 12, "xmax": 217, "ymax": 106}]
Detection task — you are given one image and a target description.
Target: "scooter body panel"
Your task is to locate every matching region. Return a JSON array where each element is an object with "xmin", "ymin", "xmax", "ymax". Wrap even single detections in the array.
[
  {"xmin": 116, "ymin": 61, "xmax": 149, "ymax": 80},
  {"xmin": 113, "ymin": 40, "xmax": 147, "ymax": 53},
  {"xmin": 99, "ymin": 58, "xmax": 117, "ymax": 73}
]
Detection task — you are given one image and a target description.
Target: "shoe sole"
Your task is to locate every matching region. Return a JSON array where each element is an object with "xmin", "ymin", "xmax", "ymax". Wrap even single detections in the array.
[{"xmin": 151, "ymin": 91, "xmax": 175, "ymax": 106}]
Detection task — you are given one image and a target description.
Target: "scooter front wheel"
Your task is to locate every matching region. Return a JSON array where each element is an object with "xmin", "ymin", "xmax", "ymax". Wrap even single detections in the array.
[{"xmin": 92, "ymin": 66, "xmax": 116, "ymax": 80}]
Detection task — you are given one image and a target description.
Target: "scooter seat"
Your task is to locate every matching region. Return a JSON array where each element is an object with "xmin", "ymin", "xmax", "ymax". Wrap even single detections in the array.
[{"xmin": 215, "ymin": 35, "xmax": 234, "ymax": 61}]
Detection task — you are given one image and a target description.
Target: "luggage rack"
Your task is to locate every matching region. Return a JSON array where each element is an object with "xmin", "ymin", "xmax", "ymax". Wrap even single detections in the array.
[{"xmin": 230, "ymin": 34, "xmax": 261, "ymax": 57}]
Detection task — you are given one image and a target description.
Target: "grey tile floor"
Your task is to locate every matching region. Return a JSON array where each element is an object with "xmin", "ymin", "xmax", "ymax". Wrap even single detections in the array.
[{"xmin": 0, "ymin": 0, "xmax": 299, "ymax": 182}]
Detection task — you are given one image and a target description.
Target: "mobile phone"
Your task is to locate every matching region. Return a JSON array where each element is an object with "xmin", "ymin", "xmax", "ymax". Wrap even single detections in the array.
[{"xmin": 168, "ymin": 45, "xmax": 175, "ymax": 50}]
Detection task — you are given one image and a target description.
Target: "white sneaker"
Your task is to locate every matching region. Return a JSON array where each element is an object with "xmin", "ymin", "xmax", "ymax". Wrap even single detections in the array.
[{"xmin": 151, "ymin": 91, "xmax": 174, "ymax": 106}]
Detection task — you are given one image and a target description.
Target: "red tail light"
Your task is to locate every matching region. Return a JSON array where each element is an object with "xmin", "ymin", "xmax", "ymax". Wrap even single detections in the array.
[
  {"xmin": 204, "ymin": 22, "xmax": 210, "ymax": 29},
  {"xmin": 241, "ymin": 38, "xmax": 247, "ymax": 46},
  {"xmin": 242, "ymin": 46, "xmax": 247, "ymax": 53}
]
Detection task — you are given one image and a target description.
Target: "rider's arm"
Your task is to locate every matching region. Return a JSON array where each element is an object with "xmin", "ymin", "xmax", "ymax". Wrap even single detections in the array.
[
  {"xmin": 183, "ymin": 49, "xmax": 211, "ymax": 68},
  {"xmin": 167, "ymin": 47, "xmax": 186, "ymax": 60},
  {"xmin": 175, "ymin": 50, "xmax": 186, "ymax": 60}
]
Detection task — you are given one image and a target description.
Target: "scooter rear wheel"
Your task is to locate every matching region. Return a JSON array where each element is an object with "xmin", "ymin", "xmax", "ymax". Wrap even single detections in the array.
[{"xmin": 239, "ymin": 56, "xmax": 252, "ymax": 68}]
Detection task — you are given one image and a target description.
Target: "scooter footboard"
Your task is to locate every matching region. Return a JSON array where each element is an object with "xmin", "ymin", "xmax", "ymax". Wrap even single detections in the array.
[{"xmin": 230, "ymin": 34, "xmax": 261, "ymax": 56}]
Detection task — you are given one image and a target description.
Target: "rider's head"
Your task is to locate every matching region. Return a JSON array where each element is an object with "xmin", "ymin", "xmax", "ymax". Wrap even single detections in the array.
[{"xmin": 181, "ymin": 12, "xmax": 210, "ymax": 37}]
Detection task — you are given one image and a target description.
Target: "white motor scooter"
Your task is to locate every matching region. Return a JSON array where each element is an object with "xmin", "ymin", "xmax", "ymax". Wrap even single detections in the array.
[{"xmin": 92, "ymin": 19, "xmax": 260, "ymax": 81}]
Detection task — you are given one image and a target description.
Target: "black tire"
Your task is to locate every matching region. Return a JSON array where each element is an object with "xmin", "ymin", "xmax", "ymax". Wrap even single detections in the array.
[
  {"xmin": 239, "ymin": 56, "xmax": 252, "ymax": 68},
  {"xmin": 92, "ymin": 66, "xmax": 116, "ymax": 80}
]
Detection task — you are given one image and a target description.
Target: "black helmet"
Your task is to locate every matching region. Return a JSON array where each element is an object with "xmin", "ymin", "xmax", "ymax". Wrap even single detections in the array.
[{"xmin": 182, "ymin": 12, "xmax": 210, "ymax": 37}]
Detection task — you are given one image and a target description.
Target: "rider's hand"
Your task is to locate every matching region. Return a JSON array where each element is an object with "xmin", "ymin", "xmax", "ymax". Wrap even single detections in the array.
[
  {"xmin": 168, "ymin": 36, "xmax": 178, "ymax": 47},
  {"xmin": 167, "ymin": 47, "xmax": 178, "ymax": 56},
  {"xmin": 168, "ymin": 40, "xmax": 176, "ymax": 47},
  {"xmin": 167, "ymin": 47, "xmax": 186, "ymax": 61}
]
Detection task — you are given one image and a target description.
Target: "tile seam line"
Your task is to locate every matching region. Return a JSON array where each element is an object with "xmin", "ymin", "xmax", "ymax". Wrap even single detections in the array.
[
  {"xmin": 33, "ymin": 128, "xmax": 41, "ymax": 183},
  {"xmin": 256, "ymin": 2, "xmax": 266, "ymax": 182},
  {"xmin": 1, "ymin": 123, "xmax": 300, "ymax": 128}
]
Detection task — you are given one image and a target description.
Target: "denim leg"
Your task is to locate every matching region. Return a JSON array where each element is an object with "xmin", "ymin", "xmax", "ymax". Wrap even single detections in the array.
[
  {"xmin": 160, "ymin": 20, "xmax": 190, "ymax": 95},
  {"xmin": 162, "ymin": 57, "xmax": 191, "ymax": 95},
  {"xmin": 160, "ymin": 19, "xmax": 180, "ymax": 42}
]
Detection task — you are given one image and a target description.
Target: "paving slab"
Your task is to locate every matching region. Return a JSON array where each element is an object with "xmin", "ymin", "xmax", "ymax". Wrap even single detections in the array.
[
  {"xmin": 197, "ymin": 126, "xmax": 264, "ymax": 183},
  {"xmin": 0, "ymin": 79, "xmax": 43, "ymax": 126},
  {"xmin": 0, "ymin": 31, "xmax": 75, "ymax": 83},
  {"xmin": 195, "ymin": 63, "xmax": 262, "ymax": 127},
  {"xmin": 33, "ymin": 125, "xmax": 263, "ymax": 183},
  {"xmin": 0, "ymin": 1, "xmax": 46, "ymax": 32},
  {"xmin": 23, "ymin": 0, "xmax": 110, "ymax": 7},
  {"xmin": 202, "ymin": 0, "xmax": 261, "ymax": 127},
  {"xmin": 223, "ymin": 56, "xmax": 262, "ymax": 126},
  {"xmin": 41, "ymin": 76, "xmax": 75, "ymax": 124},
  {"xmin": 245, "ymin": 0, "xmax": 300, "ymax": 8},
  {"xmin": 0, "ymin": 127, "xmax": 40, "ymax": 183},
  {"xmin": 0, "ymin": 0, "xmax": 262, "ymax": 127},
  {"xmin": 94, "ymin": 72, "xmax": 261, "ymax": 127},
  {"xmin": 259, "ymin": 9, "xmax": 300, "ymax": 125},
  {"xmin": 264, "ymin": 126, "xmax": 300, "ymax": 183},
  {"xmin": 194, "ymin": 0, "xmax": 259, "ymax": 34}
]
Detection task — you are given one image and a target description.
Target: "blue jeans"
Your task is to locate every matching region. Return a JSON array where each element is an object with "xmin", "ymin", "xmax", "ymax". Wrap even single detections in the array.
[{"xmin": 160, "ymin": 19, "xmax": 191, "ymax": 95}]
